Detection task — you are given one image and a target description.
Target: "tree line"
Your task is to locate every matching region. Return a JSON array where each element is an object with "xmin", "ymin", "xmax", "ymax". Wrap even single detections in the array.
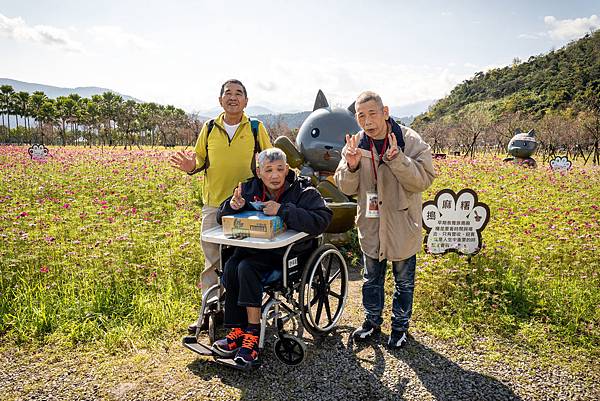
[
  {"xmin": 414, "ymin": 106, "xmax": 600, "ymax": 165},
  {"xmin": 0, "ymin": 87, "xmax": 204, "ymax": 148}
]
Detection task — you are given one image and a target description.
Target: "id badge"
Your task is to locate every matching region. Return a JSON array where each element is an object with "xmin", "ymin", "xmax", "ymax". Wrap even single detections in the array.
[{"xmin": 365, "ymin": 191, "xmax": 379, "ymax": 218}]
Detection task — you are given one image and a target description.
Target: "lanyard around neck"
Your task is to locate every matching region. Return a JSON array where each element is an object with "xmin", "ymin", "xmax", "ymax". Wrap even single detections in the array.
[
  {"xmin": 369, "ymin": 135, "xmax": 388, "ymax": 183},
  {"xmin": 255, "ymin": 183, "xmax": 285, "ymax": 203}
]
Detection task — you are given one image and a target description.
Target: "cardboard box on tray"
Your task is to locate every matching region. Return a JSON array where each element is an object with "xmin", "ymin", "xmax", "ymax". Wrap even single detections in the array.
[{"xmin": 221, "ymin": 211, "xmax": 285, "ymax": 239}]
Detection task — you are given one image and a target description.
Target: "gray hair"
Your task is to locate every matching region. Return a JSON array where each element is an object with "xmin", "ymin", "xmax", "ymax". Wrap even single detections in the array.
[
  {"xmin": 356, "ymin": 91, "xmax": 384, "ymax": 110},
  {"xmin": 257, "ymin": 147, "xmax": 287, "ymax": 168}
]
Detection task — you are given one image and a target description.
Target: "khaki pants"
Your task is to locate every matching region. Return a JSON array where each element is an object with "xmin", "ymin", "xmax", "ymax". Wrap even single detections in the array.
[{"xmin": 200, "ymin": 205, "xmax": 220, "ymax": 293}]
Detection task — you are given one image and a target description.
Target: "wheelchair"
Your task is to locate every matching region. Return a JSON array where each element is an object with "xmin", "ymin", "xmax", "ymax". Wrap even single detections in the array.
[{"xmin": 182, "ymin": 226, "xmax": 349, "ymax": 368}]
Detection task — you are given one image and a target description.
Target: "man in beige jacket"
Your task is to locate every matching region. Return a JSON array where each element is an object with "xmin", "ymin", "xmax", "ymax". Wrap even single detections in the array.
[{"xmin": 334, "ymin": 91, "xmax": 435, "ymax": 348}]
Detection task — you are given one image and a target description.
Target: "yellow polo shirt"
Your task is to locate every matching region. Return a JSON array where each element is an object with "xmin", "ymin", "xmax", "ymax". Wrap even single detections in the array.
[{"xmin": 193, "ymin": 113, "xmax": 272, "ymax": 207}]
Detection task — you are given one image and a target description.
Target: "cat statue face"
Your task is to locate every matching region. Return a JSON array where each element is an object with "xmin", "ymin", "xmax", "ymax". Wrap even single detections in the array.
[
  {"xmin": 507, "ymin": 129, "xmax": 538, "ymax": 159},
  {"xmin": 295, "ymin": 90, "xmax": 361, "ymax": 173}
]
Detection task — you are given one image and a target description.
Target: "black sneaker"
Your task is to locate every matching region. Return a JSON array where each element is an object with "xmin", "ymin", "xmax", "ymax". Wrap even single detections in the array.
[
  {"xmin": 352, "ymin": 320, "xmax": 381, "ymax": 342},
  {"xmin": 387, "ymin": 329, "xmax": 407, "ymax": 349}
]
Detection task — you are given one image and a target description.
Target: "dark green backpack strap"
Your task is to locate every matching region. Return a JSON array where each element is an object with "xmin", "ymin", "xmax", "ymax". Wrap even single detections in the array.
[
  {"xmin": 249, "ymin": 118, "xmax": 261, "ymax": 176},
  {"xmin": 187, "ymin": 119, "xmax": 214, "ymax": 175}
]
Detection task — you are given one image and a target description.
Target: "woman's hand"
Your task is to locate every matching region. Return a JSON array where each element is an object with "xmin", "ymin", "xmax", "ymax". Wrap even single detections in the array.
[
  {"xmin": 230, "ymin": 183, "xmax": 246, "ymax": 210},
  {"xmin": 263, "ymin": 200, "xmax": 281, "ymax": 216}
]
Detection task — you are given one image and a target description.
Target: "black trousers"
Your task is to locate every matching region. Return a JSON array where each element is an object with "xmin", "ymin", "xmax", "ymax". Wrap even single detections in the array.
[{"xmin": 222, "ymin": 248, "xmax": 281, "ymax": 328}]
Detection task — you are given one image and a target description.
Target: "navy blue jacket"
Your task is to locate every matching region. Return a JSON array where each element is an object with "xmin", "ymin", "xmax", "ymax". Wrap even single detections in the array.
[{"xmin": 217, "ymin": 170, "xmax": 332, "ymax": 236}]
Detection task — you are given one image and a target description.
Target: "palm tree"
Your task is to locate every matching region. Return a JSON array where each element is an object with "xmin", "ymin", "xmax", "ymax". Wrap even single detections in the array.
[
  {"xmin": 39, "ymin": 99, "xmax": 57, "ymax": 144},
  {"xmin": 29, "ymin": 91, "xmax": 48, "ymax": 143},
  {"xmin": 68, "ymin": 94, "xmax": 82, "ymax": 141},
  {"xmin": 56, "ymin": 96, "xmax": 77, "ymax": 146},
  {"xmin": 117, "ymin": 99, "xmax": 140, "ymax": 149},
  {"xmin": 14, "ymin": 91, "xmax": 30, "ymax": 131},
  {"xmin": 1, "ymin": 85, "xmax": 15, "ymax": 132},
  {"xmin": 78, "ymin": 98, "xmax": 101, "ymax": 147},
  {"xmin": 142, "ymin": 102, "xmax": 161, "ymax": 147},
  {"xmin": 99, "ymin": 92, "xmax": 123, "ymax": 147}
]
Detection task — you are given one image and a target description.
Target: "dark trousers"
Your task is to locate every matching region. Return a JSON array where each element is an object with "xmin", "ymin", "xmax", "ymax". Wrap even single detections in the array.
[
  {"xmin": 222, "ymin": 248, "xmax": 281, "ymax": 328},
  {"xmin": 362, "ymin": 253, "xmax": 416, "ymax": 331}
]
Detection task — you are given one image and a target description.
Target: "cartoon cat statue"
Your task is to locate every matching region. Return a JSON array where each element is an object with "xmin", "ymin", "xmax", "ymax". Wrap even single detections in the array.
[{"xmin": 275, "ymin": 90, "xmax": 359, "ymax": 236}]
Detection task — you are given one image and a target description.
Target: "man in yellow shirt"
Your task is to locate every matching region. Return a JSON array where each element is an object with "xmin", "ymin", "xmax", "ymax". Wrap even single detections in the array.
[{"xmin": 170, "ymin": 79, "xmax": 272, "ymax": 332}]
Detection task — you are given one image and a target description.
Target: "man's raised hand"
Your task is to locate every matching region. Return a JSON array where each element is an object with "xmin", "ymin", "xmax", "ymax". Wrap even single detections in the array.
[
  {"xmin": 385, "ymin": 133, "xmax": 399, "ymax": 161},
  {"xmin": 169, "ymin": 151, "xmax": 196, "ymax": 173},
  {"xmin": 343, "ymin": 133, "xmax": 361, "ymax": 170}
]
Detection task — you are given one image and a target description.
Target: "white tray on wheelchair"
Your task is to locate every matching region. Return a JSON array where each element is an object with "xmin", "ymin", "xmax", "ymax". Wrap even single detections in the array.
[{"xmin": 201, "ymin": 226, "xmax": 308, "ymax": 249}]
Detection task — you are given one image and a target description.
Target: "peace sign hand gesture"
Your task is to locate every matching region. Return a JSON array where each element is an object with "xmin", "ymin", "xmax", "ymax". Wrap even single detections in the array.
[
  {"xmin": 343, "ymin": 133, "xmax": 361, "ymax": 170},
  {"xmin": 230, "ymin": 183, "xmax": 246, "ymax": 210},
  {"xmin": 384, "ymin": 133, "xmax": 399, "ymax": 161}
]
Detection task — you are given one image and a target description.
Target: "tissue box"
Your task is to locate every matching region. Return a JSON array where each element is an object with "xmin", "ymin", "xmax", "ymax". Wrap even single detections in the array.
[{"xmin": 222, "ymin": 211, "xmax": 285, "ymax": 239}]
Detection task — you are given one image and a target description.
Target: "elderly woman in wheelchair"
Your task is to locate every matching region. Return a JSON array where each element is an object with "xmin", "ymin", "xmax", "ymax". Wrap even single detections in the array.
[
  {"xmin": 183, "ymin": 147, "xmax": 350, "ymax": 368},
  {"xmin": 213, "ymin": 147, "xmax": 340, "ymax": 367}
]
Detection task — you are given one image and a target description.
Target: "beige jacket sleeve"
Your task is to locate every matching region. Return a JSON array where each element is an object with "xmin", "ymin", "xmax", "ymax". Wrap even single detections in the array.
[
  {"xmin": 333, "ymin": 146, "xmax": 360, "ymax": 196},
  {"xmin": 383, "ymin": 129, "xmax": 436, "ymax": 193}
]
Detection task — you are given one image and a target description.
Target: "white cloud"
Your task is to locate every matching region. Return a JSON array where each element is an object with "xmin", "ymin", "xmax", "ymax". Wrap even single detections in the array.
[
  {"xmin": 0, "ymin": 13, "xmax": 82, "ymax": 52},
  {"xmin": 518, "ymin": 33, "xmax": 541, "ymax": 40},
  {"xmin": 544, "ymin": 14, "xmax": 600, "ymax": 41},
  {"xmin": 239, "ymin": 58, "xmax": 475, "ymax": 111},
  {"xmin": 87, "ymin": 26, "xmax": 156, "ymax": 50}
]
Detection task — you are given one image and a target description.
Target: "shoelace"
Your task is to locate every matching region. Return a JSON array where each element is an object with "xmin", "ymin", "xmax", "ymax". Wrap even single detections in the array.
[
  {"xmin": 241, "ymin": 333, "xmax": 259, "ymax": 349},
  {"xmin": 226, "ymin": 328, "xmax": 245, "ymax": 341}
]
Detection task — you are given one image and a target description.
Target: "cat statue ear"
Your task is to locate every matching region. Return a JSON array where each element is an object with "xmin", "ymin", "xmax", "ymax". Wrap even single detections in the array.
[
  {"xmin": 514, "ymin": 128, "xmax": 522, "ymax": 135},
  {"xmin": 347, "ymin": 101, "xmax": 356, "ymax": 115},
  {"xmin": 313, "ymin": 89, "xmax": 329, "ymax": 111},
  {"xmin": 527, "ymin": 129, "xmax": 536, "ymax": 137}
]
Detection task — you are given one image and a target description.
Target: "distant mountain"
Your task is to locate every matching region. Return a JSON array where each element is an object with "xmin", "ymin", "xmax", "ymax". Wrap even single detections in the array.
[
  {"xmin": 0, "ymin": 78, "xmax": 141, "ymax": 102},
  {"xmin": 396, "ymin": 116, "xmax": 415, "ymax": 126},
  {"xmin": 200, "ymin": 105, "xmax": 275, "ymax": 119},
  {"xmin": 253, "ymin": 111, "xmax": 311, "ymax": 129},
  {"xmin": 389, "ymin": 99, "xmax": 436, "ymax": 119}
]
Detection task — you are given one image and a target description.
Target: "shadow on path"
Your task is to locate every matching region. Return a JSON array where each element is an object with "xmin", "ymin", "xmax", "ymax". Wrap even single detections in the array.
[{"xmin": 186, "ymin": 326, "xmax": 522, "ymax": 401}]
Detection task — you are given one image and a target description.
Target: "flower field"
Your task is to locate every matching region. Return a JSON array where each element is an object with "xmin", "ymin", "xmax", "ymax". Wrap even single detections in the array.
[{"xmin": 0, "ymin": 146, "xmax": 598, "ymax": 356}]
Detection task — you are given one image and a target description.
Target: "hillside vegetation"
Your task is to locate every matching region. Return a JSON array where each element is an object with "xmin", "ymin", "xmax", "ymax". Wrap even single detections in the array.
[{"xmin": 416, "ymin": 30, "xmax": 600, "ymax": 124}]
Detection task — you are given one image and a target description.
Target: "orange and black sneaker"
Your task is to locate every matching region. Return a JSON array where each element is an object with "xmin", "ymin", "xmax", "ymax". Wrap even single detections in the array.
[
  {"xmin": 234, "ymin": 331, "xmax": 260, "ymax": 367},
  {"xmin": 212, "ymin": 327, "xmax": 245, "ymax": 358}
]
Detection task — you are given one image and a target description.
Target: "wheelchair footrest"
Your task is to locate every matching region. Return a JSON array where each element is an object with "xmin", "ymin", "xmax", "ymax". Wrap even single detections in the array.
[
  {"xmin": 182, "ymin": 336, "xmax": 214, "ymax": 356},
  {"xmin": 182, "ymin": 336, "xmax": 261, "ymax": 370},
  {"xmin": 214, "ymin": 357, "xmax": 261, "ymax": 371}
]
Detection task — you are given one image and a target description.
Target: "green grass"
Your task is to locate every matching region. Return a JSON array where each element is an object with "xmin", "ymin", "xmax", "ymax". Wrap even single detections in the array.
[
  {"xmin": 1, "ymin": 146, "xmax": 599, "ymax": 359},
  {"xmin": 411, "ymin": 156, "xmax": 600, "ymax": 355}
]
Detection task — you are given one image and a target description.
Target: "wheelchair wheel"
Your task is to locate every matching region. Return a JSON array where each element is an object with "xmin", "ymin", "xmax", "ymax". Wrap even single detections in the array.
[
  {"xmin": 299, "ymin": 244, "xmax": 348, "ymax": 336},
  {"xmin": 273, "ymin": 334, "xmax": 306, "ymax": 365},
  {"xmin": 208, "ymin": 313, "xmax": 217, "ymax": 344}
]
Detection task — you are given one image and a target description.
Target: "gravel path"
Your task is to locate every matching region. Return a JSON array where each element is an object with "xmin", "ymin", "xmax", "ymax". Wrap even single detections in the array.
[{"xmin": 1, "ymin": 270, "xmax": 598, "ymax": 401}]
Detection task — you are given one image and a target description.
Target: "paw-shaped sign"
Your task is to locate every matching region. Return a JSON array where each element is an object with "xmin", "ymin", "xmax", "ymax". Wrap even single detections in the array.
[
  {"xmin": 422, "ymin": 188, "xmax": 490, "ymax": 255},
  {"xmin": 550, "ymin": 156, "xmax": 572, "ymax": 171},
  {"xmin": 28, "ymin": 144, "xmax": 49, "ymax": 160}
]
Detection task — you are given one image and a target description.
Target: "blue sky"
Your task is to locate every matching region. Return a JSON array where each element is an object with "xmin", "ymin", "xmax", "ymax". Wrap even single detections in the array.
[{"xmin": 1, "ymin": 0, "xmax": 599, "ymax": 113}]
